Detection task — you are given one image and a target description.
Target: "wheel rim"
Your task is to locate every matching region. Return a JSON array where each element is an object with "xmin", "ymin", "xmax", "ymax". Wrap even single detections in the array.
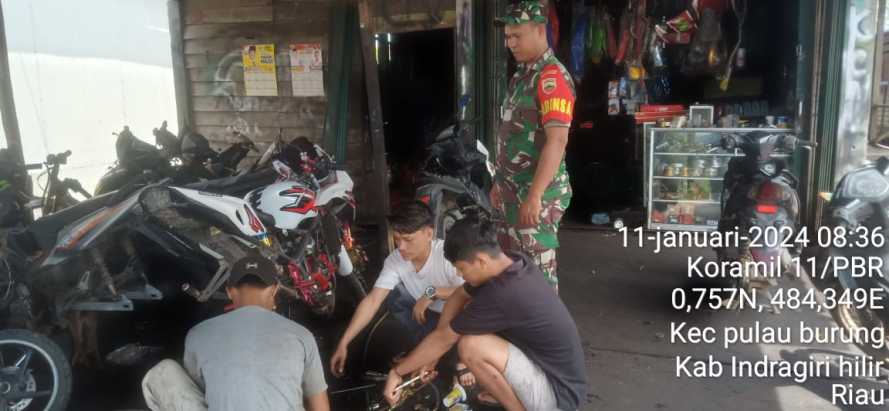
[
  {"xmin": 0, "ymin": 340, "xmax": 60, "ymax": 411},
  {"xmin": 837, "ymin": 304, "xmax": 889, "ymax": 362}
]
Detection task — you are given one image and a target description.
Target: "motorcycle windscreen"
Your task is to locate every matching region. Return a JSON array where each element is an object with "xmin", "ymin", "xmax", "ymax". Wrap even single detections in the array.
[{"xmin": 43, "ymin": 189, "xmax": 144, "ymax": 267}]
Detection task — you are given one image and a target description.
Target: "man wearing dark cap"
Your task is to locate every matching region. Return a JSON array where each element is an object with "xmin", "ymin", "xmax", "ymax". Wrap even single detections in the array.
[
  {"xmin": 142, "ymin": 255, "xmax": 330, "ymax": 411},
  {"xmin": 492, "ymin": 0, "xmax": 575, "ymax": 292}
]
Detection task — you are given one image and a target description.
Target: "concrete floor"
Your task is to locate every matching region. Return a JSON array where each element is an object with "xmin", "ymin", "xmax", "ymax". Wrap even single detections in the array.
[{"xmin": 559, "ymin": 228, "xmax": 888, "ymax": 411}]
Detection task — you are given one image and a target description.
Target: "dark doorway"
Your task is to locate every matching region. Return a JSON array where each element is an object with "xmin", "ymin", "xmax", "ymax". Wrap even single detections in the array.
[{"xmin": 377, "ymin": 28, "xmax": 456, "ymax": 207}]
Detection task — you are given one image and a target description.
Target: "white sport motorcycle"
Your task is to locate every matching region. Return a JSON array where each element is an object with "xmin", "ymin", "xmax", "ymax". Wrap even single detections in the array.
[{"xmin": 247, "ymin": 137, "xmax": 367, "ymax": 316}]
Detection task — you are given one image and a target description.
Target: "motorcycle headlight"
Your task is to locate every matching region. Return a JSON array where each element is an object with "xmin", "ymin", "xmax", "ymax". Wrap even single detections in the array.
[{"xmin": 761, "ymin": 162, "xmax": 777, "ymax": 176}]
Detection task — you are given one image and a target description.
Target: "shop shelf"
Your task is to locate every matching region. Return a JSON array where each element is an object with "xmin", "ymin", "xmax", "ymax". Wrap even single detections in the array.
[
  {"xmin": 652, "ymin": 176, "xmax": 724, "ymax": 181},
  {"xmin": 652, "ymin": 199, "xmax": 721, "ymax": 205}
]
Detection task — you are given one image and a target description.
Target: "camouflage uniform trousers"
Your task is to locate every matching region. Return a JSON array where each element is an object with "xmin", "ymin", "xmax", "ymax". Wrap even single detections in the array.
[{"xmin": 495, "ymin": 194, "xmax": 569, "ymax": 291}]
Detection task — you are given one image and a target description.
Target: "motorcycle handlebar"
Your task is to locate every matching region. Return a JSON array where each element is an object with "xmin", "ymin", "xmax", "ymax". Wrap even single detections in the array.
[{"xmin": 24, "ymin": 163, "xmax": 42, "ymax": 171}]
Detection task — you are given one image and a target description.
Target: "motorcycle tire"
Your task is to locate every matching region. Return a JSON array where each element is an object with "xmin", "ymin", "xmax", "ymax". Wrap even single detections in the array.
[
  {"xmin": 434, "ymin": 204, "xmax": 463, "ymax": 240},
  {"xmin": 0, "ymin": 329, "xmax": 72, "ymax": 411},
  {"xmin": 348, "ymin": 272, "xmax": 368, "ymax": 300},
  {"xmin": 828, "ymin": 287, "xmax": 889, "ymax": 363}
]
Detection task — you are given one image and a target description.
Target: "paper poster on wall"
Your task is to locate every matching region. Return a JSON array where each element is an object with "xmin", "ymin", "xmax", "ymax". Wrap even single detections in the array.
[
  {"xmin": 242, "ymin": 44, "xmax": 278, "ymax": 96},
  {"xmin": 289, "ymin": 43, "xmax": 324, "ymax": 97}
]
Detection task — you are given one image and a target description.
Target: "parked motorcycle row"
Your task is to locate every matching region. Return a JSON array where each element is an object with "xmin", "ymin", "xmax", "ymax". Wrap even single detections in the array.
[
  {"xmin": 711, "ymin": 130, "xmax": 889, "ymax": 367},
  {"xmin": 0, "ymin": 123, "xmax": 371, "ymax": 410}
]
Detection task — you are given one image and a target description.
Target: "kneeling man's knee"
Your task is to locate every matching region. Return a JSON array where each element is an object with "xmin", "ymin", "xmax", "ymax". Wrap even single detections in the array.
[{"xmin": 457, "ymin": 335, "xmax": 486, "ymax": 362}]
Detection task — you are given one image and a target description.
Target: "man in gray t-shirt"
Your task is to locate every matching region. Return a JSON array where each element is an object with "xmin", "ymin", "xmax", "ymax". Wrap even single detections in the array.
[{"xmin": 142, "ymin": 255, "xmax": 330, "ymax": 411}]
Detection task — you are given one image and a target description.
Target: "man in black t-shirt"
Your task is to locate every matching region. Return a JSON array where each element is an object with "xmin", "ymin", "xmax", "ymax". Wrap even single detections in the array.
[{"xmin": 383, "ymin": 217, "xmax": 588, "ymax": 411}]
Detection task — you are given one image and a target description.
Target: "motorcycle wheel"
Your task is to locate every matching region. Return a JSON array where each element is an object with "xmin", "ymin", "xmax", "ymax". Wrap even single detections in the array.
[
  {"xmin": 435, "ymin": 206, "xmax": 462, "ymax": 240},
  {"xmin": 829, "ymin": 290, "xmax": 889, "ymax": 363},
  {"xmin": 0, "ymin": 329, "xmax": 72, "ymax": 411},
  {"xmin": 348, "ymin": 272, "xmax": 368, "ymax": 300}
]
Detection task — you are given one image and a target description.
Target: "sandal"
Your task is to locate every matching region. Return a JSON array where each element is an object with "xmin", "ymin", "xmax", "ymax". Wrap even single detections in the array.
[{"xmin": 454, "ymin": 364, "xmax": 476, "ymax": 388}]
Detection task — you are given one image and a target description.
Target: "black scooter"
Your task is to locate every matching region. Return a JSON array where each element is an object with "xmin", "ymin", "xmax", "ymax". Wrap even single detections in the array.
[
  {"xmin": 820, "ymin": 156, "xmax": 889, "ymax": 362},
  {"xmin": 716, "ymin": 131, "xmax": 814, "ymax": 294},
  {"xmin": 415, "ymin": 122, "xmax": 494, "ymax": 238}
]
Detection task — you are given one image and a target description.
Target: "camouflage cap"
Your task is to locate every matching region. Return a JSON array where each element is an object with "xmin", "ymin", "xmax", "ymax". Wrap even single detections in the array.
[{"xmin": 496, "ymin": 1, "xmax": 547, "ymax": 25}]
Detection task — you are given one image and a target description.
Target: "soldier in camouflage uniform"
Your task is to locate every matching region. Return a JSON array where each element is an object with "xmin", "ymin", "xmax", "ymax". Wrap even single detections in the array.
[{"xmin": 492, "ymin": 0, "xmax": 574, "ymax": 291}]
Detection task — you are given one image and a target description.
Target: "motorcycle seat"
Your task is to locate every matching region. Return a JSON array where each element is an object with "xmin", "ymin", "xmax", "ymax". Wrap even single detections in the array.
[
  {"xmin": 13, "ymin": 192, "xmax": 118, "ymax": 253},
  {"xmin": 183, "ymin": 168, "xmax": 276, "ymax": 197}
]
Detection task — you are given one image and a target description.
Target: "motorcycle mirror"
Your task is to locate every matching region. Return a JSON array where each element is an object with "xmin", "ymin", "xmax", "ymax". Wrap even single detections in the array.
[
  {"xmin": 272, "ymin": 159, "xmax": 294, "ymax": 179},
  {"xmin": 876, "ymin": 157, "xmax": 889, "ymax": 176}
]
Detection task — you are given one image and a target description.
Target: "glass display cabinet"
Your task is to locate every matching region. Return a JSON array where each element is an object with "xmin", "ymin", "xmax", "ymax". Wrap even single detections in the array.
[{"xmin": 646, "ymin": 128, "xmax": 794, "ymax": 231}]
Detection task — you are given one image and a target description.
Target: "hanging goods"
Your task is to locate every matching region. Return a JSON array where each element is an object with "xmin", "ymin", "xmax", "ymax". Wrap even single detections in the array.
[
  {"xmin": 655, "ymin": 10, "xmax": 696, "ymax": 45},
  {"xmin": 569, "ymin": 3, "xmax": 591, "ymax": 82},
  {"xmin": 719, "ymin": 0, "xmax": 748, "ymax": 90},
  {"xmin": 547, "ymin": 3, "xmax": 561, "ymax": 49},
  {"xmin": 587, "ymin": 6, "xmax": 607, "ymax": 65},
  {"xmin": 682, "ymin": 0, "xmax": 729, "ymax": 75}
]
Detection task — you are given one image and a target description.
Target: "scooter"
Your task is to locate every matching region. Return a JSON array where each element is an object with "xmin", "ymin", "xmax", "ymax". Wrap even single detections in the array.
[
  {"xmin": 715, "ymin": 131, "xmax": 814, "ymax": 294},
  {"xmin": 415, "ymin": 122, "xmax": 495, "ymax": 239},
  {"xmin": 820, "ymin": 156, "xmax": 889, "ymax": 361}
]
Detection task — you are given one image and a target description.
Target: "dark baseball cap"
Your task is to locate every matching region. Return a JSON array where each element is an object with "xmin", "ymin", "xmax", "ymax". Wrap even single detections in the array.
[
  {"xmin": 495, "ymin": 1, "xmax": 547, "ymax": 26},
  {"xmin": 227, "ymin": 255, "xmax": 279, "ymax": 287}
]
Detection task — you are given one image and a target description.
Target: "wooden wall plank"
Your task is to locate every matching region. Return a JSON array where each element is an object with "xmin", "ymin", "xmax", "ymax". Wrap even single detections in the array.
[
  {"xmin": 191, "ymin": 81, "xmax": 245, "ymax": 96},
  {"xmin": 197, "ymin": 125, "xmax": 323, "ymax": 144},
  {"xmin": 181, "ymin": 0, "xmax": 371, "ymax": 218},
  {"xmin": 186, "ymin": 50, "xmax": 325, "ymax": 70},
  {"xmin": 184, "ymin": 35, "xmax": 327, "ymax": 54},
  {"xmin": 191, "ymin": 81, "xmax": 322, "ymax": 99},
  {"xmin": 190, "ymin": 78, "xmax": 299, "ymax": 98},
  {"xmin": 184, "ymin": 21, "xmax": 329, "ymax": 41},
  {"xmin": 192, "ymin": 95, "xmax": 326, "ymax": 113},
  {"xmin": 188, "ymin": 65, "xmax": 304, "ymax": 83},
  {"xmin": 193, "ymin": 110, "xmax": 325, "ymax": 127},
  {"xmin": 186, "ymin": 6, "xmax": 275, "ymax": 25}
]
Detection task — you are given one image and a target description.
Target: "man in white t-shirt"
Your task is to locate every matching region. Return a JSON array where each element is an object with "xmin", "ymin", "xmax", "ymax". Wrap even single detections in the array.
[{"xmin": 330, "ymin": 201, "xmax": 464, "ymax": 377}]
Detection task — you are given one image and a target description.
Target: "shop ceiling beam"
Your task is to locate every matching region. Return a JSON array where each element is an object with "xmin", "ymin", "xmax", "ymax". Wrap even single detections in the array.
[
  {"xmin": 168, "ymin": 0, "xmax": 193, "ymax": 131},
  {"xmin": 358, "ymin": 0, "xmax": 392, "ymax": 254},
  {"xmin": 833, "ymin": 0, "xmax": 880, "ymax": 185},
  {"xmin": 0, "ymin": 1, "xmax": 23, "ymax": 165}
]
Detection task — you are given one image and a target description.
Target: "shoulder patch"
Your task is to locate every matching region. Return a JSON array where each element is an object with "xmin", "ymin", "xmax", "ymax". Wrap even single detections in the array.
[{"xmin": 542, "ymin": 78, "xmax": 557, "ymax": 94}]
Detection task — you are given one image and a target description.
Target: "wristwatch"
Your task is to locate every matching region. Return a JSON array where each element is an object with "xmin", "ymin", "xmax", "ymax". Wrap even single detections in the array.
[{"xmin": 424, "ymin": 286, "xmax": 437, "ymax": 300}]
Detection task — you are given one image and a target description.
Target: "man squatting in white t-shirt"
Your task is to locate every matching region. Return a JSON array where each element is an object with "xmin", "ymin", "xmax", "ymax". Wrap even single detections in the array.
[{"xmin": 330, "ymin": 201, "xmax": 473, "ymax": 382}]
